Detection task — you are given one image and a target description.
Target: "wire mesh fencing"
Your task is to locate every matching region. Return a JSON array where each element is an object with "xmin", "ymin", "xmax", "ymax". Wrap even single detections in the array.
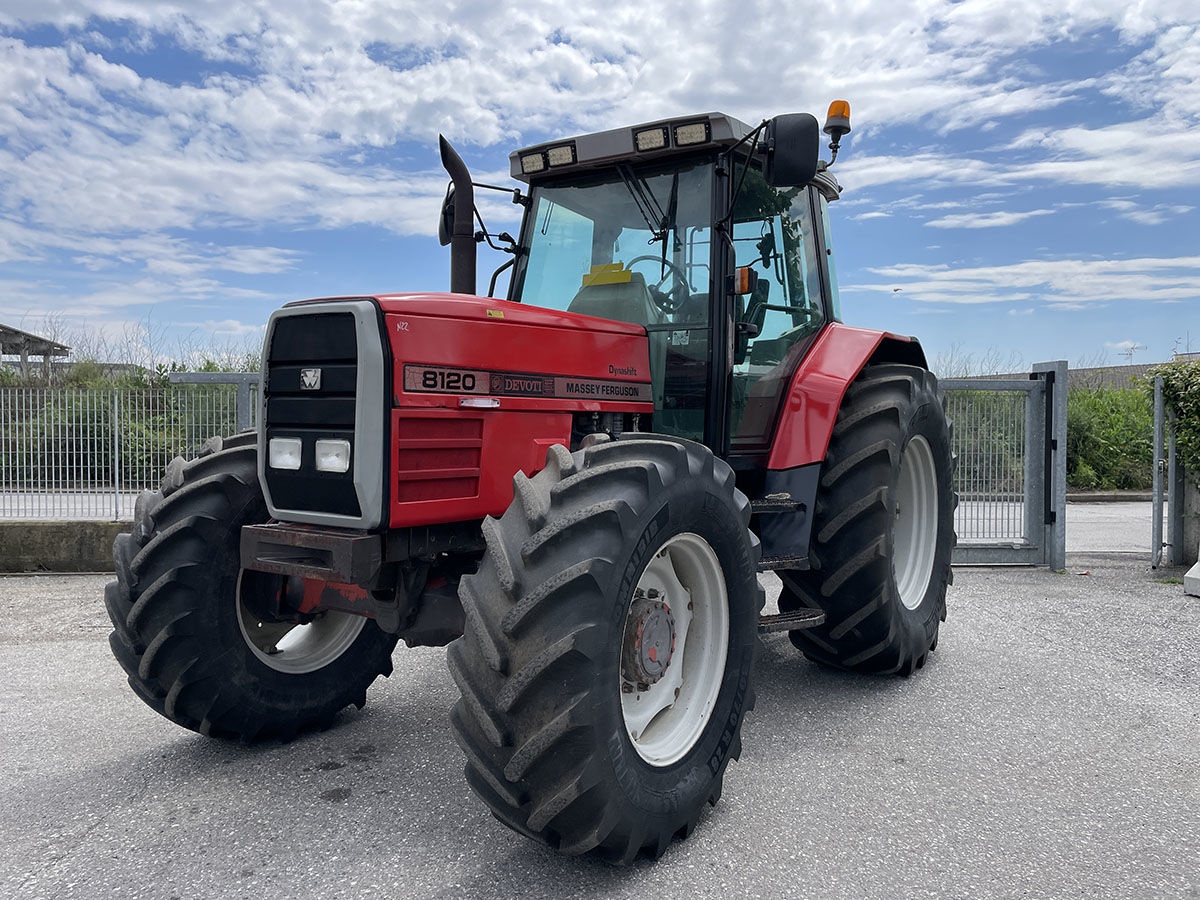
[
  {"xmin": 3, "ymin": 373, "xmax": 1064, "ymax": 560},
  {"xmin": 945, "ymin": 387, "xmax": 1030, "ymax": 544},
  {"xmin": 942, "ymin": 361, "xmax": 1067, "ymax": 569},
  {"xmin": 0, "ymin": 385, "xmax": 255, "ymax": 520}
]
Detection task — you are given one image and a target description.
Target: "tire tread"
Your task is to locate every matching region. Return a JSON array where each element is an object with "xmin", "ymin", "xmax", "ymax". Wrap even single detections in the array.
[
  {"xmin": 783, "ymin": 365, "xmax": 955, "ymax": 675},
  {"xmin": 103, "ymin": 434, "xmax": 396, "ymax": 741}
]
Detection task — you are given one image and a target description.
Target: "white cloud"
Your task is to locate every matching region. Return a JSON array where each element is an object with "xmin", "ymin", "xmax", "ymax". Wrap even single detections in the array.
[
  {"xmin": 856, "ymin": 256, "xmax": 1200, "ymax": 306},
  {"xmin": 1099, "ymin": 199, "xmax": 1193, "ymax": 225},
  {"xmin": 927, "ymin": 209, "xmax": 1055, "ymax": 228},
  {"xmin": 1012, "ymin": 120, "xmax": 1200, "ymax": 189},
  {"xmin": 191, "ymin": 319, "xmax": 267, "ymax": 337},
  {"xmin": 2, "ymin": 0, "xmax": 1200, "ymax": 349}
]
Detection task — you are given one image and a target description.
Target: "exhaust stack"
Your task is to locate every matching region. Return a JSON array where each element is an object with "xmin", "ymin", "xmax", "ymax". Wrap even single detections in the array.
[{"xmin": 438, "ymin": 135, "xmax": 476, "ymax": 296}]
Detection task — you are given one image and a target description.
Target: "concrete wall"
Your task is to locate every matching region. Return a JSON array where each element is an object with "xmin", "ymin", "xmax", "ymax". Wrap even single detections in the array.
[
  {"xmin": 0, "ymin": 520, "xmax": 130, "ymax": 573},
  {"xmin": 2, "ymin": 490, "xmax": 1196, "ymax": 571},
  {"xmin": 1185, "ymin": 474, "xmax": 1200, "ymax": 567}
]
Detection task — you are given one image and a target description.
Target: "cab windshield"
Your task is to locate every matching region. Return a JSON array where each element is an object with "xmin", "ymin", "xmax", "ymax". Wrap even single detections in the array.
[
  {"xmin": 509, "ymin": 160, "xmax": 715, "ymax": 440},
  {"xmin": 509, "ymin": 160, "xmax": 713, "ymax": 327}
]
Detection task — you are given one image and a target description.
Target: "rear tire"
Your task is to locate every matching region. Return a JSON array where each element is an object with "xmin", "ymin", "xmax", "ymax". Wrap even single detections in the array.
[
  {"xmin": 104, "ymin": 433, "xmax": 398, "ymax": 741},
  {"xmin": 450, "ymin": 436, "xmax": 763, "ymax": 862},
  {"xmin": 780, "ymin": 364, "xmax": 955, "ymax": 675}
]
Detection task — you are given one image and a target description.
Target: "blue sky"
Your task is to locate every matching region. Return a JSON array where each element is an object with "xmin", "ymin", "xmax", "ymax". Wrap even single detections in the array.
[{"xmin": 2, "ymin": 1, "xmax": 1198, "ymax": 373}]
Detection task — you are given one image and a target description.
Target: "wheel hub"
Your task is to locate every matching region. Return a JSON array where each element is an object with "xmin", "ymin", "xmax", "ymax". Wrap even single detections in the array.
[
  {"xmin": 894, "ymin": 435, "xmax": 939, "ymax": 611},
  {"xmin": 622, "ymin": 592, "xmax": 676, "ymax": 687},
  {"xmin": 619, "ymin": 533, "xmax": 729, "ymax": 766},
  {"xmin": 236, "ymin": 570, "xmax": 367, "ymax": 674}
]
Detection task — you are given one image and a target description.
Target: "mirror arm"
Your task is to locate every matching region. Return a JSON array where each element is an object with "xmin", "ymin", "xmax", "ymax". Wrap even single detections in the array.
[
  {"xmin": 715, "ymin": 121, "xmax": 769, "ymax": 233},
  {"xmin": 487, "ymin": 257, "xmax": 517, "ymax": 298}
]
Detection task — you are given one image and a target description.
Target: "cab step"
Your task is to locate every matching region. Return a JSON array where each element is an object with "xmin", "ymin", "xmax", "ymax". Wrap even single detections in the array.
[
  {"xmin": 757, "ymin": 607, "xmax": 826, "ymax": 633},
  {"xmin": 750, "ymin": 493, "xmax": 804, "ymax": 515}
]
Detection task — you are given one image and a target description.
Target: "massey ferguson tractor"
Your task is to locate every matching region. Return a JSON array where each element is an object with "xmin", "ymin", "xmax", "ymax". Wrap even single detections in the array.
[{"xmin": 105, "ymin": 102, "xmax": 955, "ymax": 863}]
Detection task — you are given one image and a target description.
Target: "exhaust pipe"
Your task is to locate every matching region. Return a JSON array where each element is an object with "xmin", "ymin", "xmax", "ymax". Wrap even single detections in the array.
[{"xmin": 438, "ymin": 135, "xmax": 476, "ymax": 296}]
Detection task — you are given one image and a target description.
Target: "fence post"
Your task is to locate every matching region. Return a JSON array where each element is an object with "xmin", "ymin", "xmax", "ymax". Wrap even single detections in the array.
[
  {"xmin": 1167, "ymin": 409, "xmax": 1185, "ymax": 567},
  {"xmin": 237, "ymin": 378, "xmax": 252, "ymax": 433},
  {"xmin": 1033, "ymin": 361, "xmax": 1068, "ymax": 570},
  {"xmin": 1023, "ymin": 376, "xmax": 1043, "ymax": 561},
  {"xmin": 112, "ymin": 388, "xmax": 121, "ymax": 521},
  {"xmin": 1152, "ymin": 377, "xmax": 1167, "ymax": 568}
]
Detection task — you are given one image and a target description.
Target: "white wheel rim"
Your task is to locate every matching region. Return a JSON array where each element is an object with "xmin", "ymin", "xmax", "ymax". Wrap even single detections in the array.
[
  {"xmin": 237, "ymin": 574, "xmax": 367, "ymax": 674},
  {"xmin": 894, "ymin": 435, "xmax": 939, "ymax": 611},
  {"xmin": 620, "ymin": 533, "xmax": 729, "ymax": 767}
]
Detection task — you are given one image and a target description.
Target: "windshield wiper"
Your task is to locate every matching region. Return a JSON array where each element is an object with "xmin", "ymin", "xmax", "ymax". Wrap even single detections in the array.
[{"xmin": 616, "ymin": 164, "xmax": 668, "ymax": 245}]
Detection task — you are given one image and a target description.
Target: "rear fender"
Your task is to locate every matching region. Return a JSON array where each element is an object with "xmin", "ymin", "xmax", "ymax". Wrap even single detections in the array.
[
  {"xmin": 755, "ymin": 325, "xmax": 926, "ymax": 568},
  {"xmin": 766, "ymin": 323, "xmax": 927, "ymax": 471}
]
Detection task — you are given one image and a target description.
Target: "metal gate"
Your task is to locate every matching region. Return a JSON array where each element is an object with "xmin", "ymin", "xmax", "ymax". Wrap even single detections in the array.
[{"xmin": 942, "ymin": 361, "xmax": 1066, "ymax": 568}]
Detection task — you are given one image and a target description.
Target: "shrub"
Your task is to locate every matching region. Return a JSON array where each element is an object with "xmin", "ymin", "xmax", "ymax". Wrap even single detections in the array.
[
  {"xmin": 1066, "ymin": 387, "xmax": 1153, "ymax": 490},
  {"xmin": 1146, "ymin": 360, "xmax": 1200, "ymax": 473}
]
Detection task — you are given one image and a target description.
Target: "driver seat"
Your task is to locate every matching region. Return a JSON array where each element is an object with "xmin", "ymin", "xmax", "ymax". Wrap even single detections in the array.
[
  {"xmin": 567, "ymin": 265, "xmax": 667, "ymax": 412},
  {"xmin": 568, "ymin": 268, "xmax": 659, "ymax": 326}
]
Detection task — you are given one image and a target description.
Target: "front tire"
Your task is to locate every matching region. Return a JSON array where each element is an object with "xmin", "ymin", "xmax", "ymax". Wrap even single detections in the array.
[
  {"xmin": 449, "ymin": 436, "xmax": 763, "ymax": 862},
  {"xmin": 780, "ymin": 364, "xmax": 955, "ymax": 675},
  {"xmin": 104, "ymin": 433, "xmax": 398, "ymax": 741}
]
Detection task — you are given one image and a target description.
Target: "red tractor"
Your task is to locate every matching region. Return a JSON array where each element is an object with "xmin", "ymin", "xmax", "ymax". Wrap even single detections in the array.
[{"xmin": 105, "ymin": 102, "xmax": 954, "ymax": 863}]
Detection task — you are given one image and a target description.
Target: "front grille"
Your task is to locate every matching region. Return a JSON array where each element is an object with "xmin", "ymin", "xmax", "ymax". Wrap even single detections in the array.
[{"xmin": 259, "ymin": 302, "xmax": 387, "ymax": 528}]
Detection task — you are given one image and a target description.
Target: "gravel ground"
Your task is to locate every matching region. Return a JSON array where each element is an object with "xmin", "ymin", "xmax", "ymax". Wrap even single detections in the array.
[{"xmin": 1, "ymin": 552, "xmax": 1196, "ymax": 900}]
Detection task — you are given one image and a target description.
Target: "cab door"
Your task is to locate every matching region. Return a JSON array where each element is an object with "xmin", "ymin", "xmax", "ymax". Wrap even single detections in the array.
[{"xmin": 727, "ymin": 176, "xmax": 835, "ymax": 452}]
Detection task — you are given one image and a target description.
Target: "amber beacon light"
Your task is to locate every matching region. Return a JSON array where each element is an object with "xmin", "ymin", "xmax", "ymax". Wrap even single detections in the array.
[{"xmin": 823, "ymin": 100, "xmax": 851, "ymax": 162}]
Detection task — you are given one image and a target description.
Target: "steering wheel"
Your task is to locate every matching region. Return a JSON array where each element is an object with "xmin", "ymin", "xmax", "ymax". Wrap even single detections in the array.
[{"xmin": 626, "ymin": 255, "xmax": 690, "ymax": 313}]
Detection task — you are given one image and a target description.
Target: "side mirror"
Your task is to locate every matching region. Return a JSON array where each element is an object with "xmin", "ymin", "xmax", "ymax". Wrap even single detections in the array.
[
  {"xmin": 438, "ymin": 186, "xmax": 455, "ymax": 247},
  {"xmin": 763, "ymin": 113, "xmax": 820, "ymax": 188}
]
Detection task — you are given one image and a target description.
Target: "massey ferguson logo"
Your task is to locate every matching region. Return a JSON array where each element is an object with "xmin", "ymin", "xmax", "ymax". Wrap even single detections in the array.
[{"xmin": 299, "ymin": 368, "xmax": 322, "ymax": 391}]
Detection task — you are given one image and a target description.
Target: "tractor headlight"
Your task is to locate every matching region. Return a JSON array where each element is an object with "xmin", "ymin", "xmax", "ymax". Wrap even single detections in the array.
[
  {"xmin": 673, "ymin": 121, "xmax": 711, "ymax": 146},
  {"xmin": 519, "ymin": 152, "xmax": 546, "ymax": 174},
  {"xmin": 314, "ymin": 439, "xmax": 351, "ymax": 474},
  {"xmin": 634, "ymin": 126, "xmax": 669, "ymax": 151},
  {"xmin": 268, "ymin": 437, "xmax": 303, "ymax": 470}
]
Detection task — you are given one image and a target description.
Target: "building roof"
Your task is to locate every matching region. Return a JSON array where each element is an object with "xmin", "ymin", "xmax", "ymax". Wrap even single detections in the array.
[
  {"xmin": 959, "ymin": 359, "xmax": 1191, "ymax": 391},
  {"xmin": 0, "ymin": 323, "xmax": 71, "ymax": 358},
  {"xmin": 1068, "ymin": 363, "xmax": 1156, "ymax": 390}
]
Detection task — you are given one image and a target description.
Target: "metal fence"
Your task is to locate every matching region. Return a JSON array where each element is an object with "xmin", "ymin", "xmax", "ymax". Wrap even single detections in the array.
[
  {"xmin": 946, "ymin": 387, "xmax": 1028, "ymax": 541},
  {"xmin": 4, "ymin": 368, "xmax": 1069, "ymax": 570},
  {"xmin": 943, "ymin": 361, "xmax": 1067, "ymax": 568},
  {"xmin": 0, "ymin": 382, "xmax": 256, "ymax": 520}
]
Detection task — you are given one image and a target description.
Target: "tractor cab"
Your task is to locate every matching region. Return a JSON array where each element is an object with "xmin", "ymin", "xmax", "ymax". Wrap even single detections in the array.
[{"xmin": 450, "ymin": 110, "xmax": 846, "ymax": 461}]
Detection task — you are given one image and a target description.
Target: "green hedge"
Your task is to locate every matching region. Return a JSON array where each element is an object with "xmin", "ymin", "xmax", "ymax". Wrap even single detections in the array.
[
  {"xmin": 1066, "ymin": 387, "xmax": 1153, "ymax": 490},
  {"xmin": 0, "ymin": 386, "xmax": 240, "ymax": 489},
  {"xmin": 1146, "ymin": 360, "xmax": 1200, "ymax": 474}
]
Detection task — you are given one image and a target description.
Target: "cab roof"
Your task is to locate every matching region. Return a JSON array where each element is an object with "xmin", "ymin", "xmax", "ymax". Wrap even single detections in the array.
[{"xmin": 509, "ymin": 112, "xmax": 755, "ymax": 182}]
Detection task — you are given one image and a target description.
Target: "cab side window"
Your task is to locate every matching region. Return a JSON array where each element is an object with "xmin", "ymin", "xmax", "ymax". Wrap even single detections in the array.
[{"xmin": 729, "ymin": 175, "xmax": 825, "ymax": 447}]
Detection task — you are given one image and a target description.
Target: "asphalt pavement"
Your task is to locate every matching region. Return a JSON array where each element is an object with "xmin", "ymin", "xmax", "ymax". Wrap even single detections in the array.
[{"xmin": 0, "ymin": 504, "xmax": 1196, "ymax": 899}]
